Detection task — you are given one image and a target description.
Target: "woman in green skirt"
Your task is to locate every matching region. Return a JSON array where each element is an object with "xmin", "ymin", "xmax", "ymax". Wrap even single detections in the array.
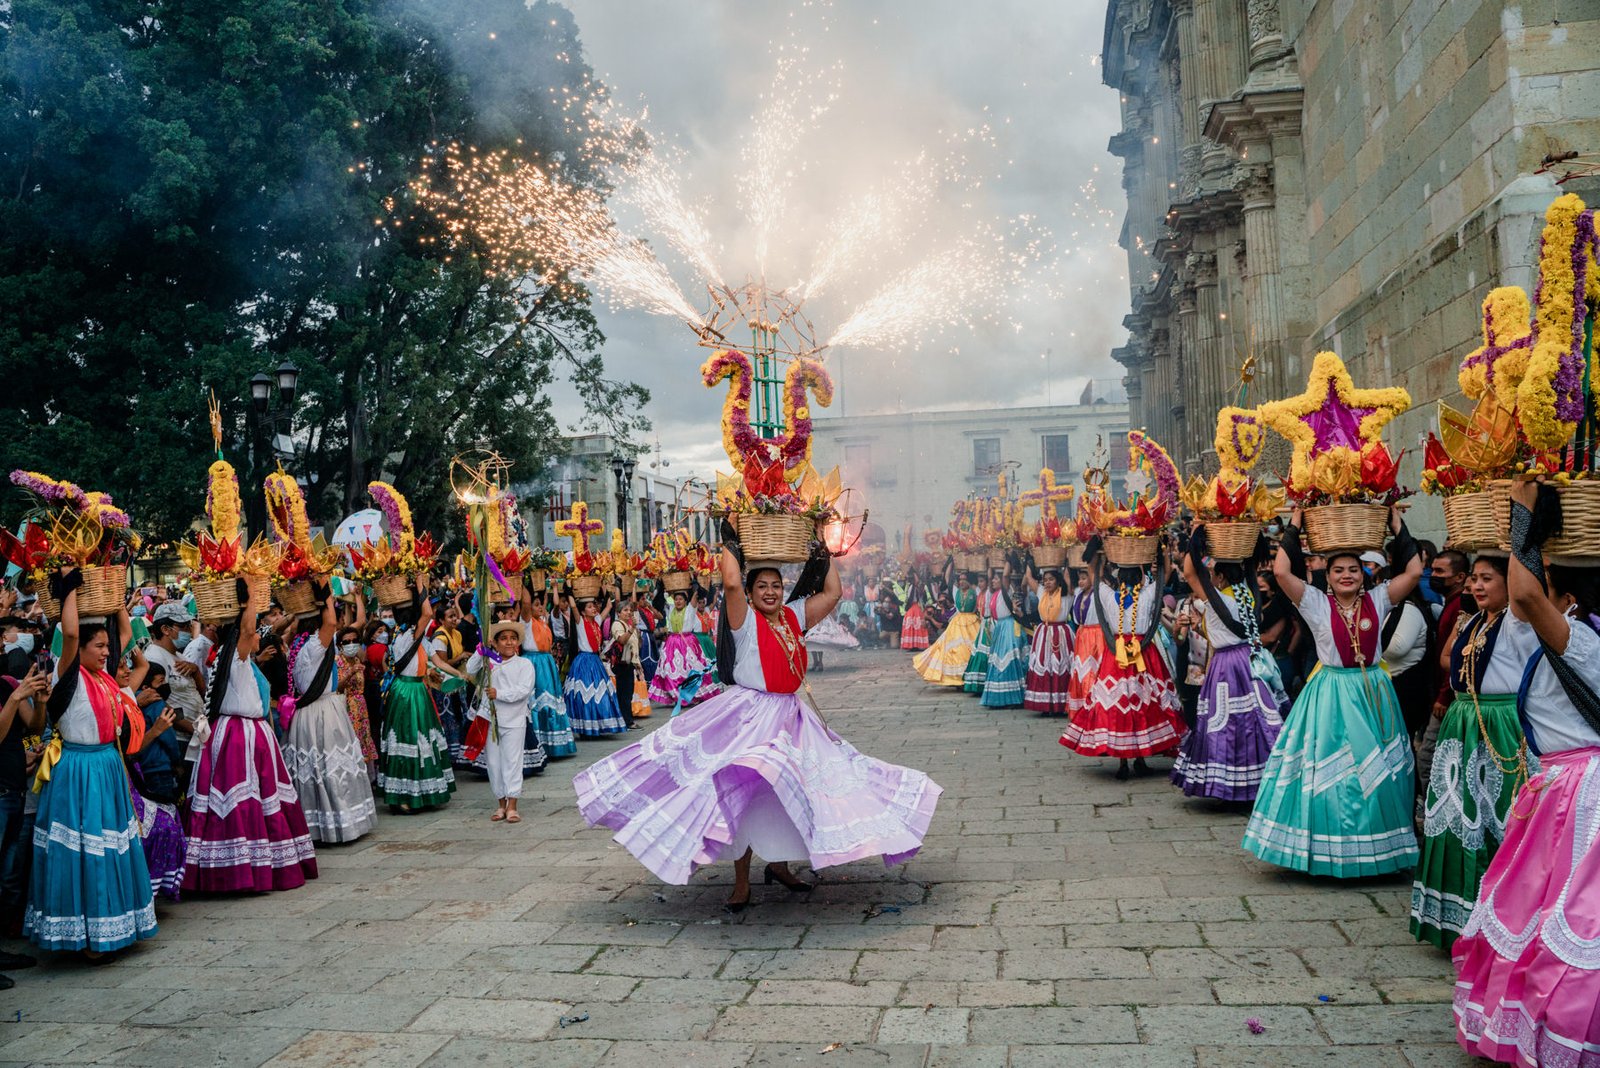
[
  {"xmin": 1409, "ymin": 555, "xmax": 1536, "ymax": 949},
  {"xmin": 1242, "ymin": 505, "xmax": 1423, "ymax": 877},
  {"xmin": 377, "ymin": 580, "xmax": 460, "ymax": 813}
]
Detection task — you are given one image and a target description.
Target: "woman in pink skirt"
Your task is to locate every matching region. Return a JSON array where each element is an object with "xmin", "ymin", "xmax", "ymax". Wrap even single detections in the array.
[
  {"xmin": 575, "ymin": 527, "xmax": 943, "ymax": 911},
  {"xmin": 1453, "ymin": 479, "xmax": 1600, "ymax": 1066},
  {"xmin": 184, "ymin": 601, "xmax": 318, "ymax": 893}
]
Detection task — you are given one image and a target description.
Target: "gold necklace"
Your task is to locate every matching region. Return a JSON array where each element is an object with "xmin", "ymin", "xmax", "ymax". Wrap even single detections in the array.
[
  {"xmin": 1462, "ymin": 609, "xmax": 1529, "ymax": 787},
  {"xmin": 764, "ymin": 610, "xmax": 802, "ymax": 669},
  {"xmin": 1333, "ymin": 594, "xmax": 1365, "ymax": 668}
]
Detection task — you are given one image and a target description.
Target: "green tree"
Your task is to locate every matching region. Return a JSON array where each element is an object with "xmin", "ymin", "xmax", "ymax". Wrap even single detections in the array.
[{"xmin": 0, "ymin": 0, "xmax": 647, "ymax": 546}]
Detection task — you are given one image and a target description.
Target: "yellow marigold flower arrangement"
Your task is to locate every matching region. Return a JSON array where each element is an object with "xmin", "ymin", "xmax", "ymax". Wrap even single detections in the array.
[
  {"xmin": 1459, "ymin": 287, "xmax": 1533, "ymax": 408},
  {"xmin": 207, "ymin": 461, "xmax": 242, "ymax": 544},
  {"xmin": 1517, "ymin": 193, "xmax": 1599, "ymax": 451},
  {"xmin": 263, "ymin": 470, "xmax": 312, "ymax": 549}
]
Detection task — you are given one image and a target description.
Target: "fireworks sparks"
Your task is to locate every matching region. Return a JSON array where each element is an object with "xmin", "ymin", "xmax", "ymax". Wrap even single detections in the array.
[{"xmin": 408, "ymin": 21, "xmax": 1117, "ymax": 364}]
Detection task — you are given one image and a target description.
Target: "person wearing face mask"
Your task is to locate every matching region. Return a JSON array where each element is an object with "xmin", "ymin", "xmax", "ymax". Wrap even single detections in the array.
[
  {"xmin": 1, "ymin": 616, "xmax": 36, "ymax": 679},
  {"xmin": 143, "ymin": 603, "xmax": 203, "ymax": 762},
  {"xmin": 1452, "ymin": 480, "xmax": 1600, "ymax": 1062},
  {"xmin": 1416, "ymin": 549, "xmax": 1471, "ymax": 791},
  {"xmin": 335, "ymin": 625, "xmax": 378, "ymax": 777},
  {"xmin": 1242, "ymin": 506, "xmax": 1422, "ymax": 877},
  {"xmin": 575, "ymin": 526, "xmax": 942, "ymax": 911}
]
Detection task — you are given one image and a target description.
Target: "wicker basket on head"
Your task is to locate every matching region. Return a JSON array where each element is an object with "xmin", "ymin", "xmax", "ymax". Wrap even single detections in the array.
[
  {"xmin": 274, "ymin": 580, "xmax": 317, "ymax": 617},
  {"xmin": 1546, "ymin": 480, "xmax": 1600, "ymax": 559},
  {"xmin": 1303, "ymin": 502, "xmax": 1389, "ymax": 555},
  {"xmin": 1065, "ymin": 543, "xmax": 1087, "ymax": 569},
  {"xmin": 527, "ymin": 569, "xmax": 547, "ymax": 593},
  {"xmin": 192, "ymin": 574, "xmax": 271, "ymax": 624},
  {"xmin": 36, "ymin": 564, "xmax": 129, "ymax": 621},
  {"xmin": 373, "ymin": 573, "xmax": 413, "ymax": 608},
  {"xmin": 488, "ymin": 582, "xmax": 513, "ymax": 605},
  {"xmin": 1442, "ymin": 490, "xmax": 1502, "ymax": 552},
  {"xmin": 954, "ymin": 551, "xmax": 985, "ymax": 573},
  {"xmin": 1032, "ymin": 544, "xmax": 1068, "ymax": 569},
  {"xmin": 662, "ymin": 570, "xmax": 692, "ymax": 593},
  {"xmin": 985, "ymin": 551, "xmax": 1008, "ymax": 572},
  {"xmin": 1102, "ymin": 535, "xmax": 1158, "ymax": 568},
  {"xmin": 1207, "ymin": 521, "xmax": 1262, "ymax": 562},
  {"xmin": 570, "ymin": 574, "xmax": 603, "ymax": 600},
  {"xmin": 734, "ymin": 512, "xmax": 815, "ymax": 563},
  {"xmin": 69, "ymin": 564, "xmax": 128, "ymax": 618}
]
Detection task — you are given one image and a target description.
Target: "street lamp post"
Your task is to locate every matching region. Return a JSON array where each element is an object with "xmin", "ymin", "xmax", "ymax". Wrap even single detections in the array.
[
  {"xmin": 609, "ymin": 452, "xmax": 638, "ymax": 547},
  {"xmin": 245, "ymin": 360, "xmax": 300, "ymax": 542}
]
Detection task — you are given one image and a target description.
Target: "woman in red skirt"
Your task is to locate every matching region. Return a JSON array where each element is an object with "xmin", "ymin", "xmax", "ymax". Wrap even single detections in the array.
[
  {"xmin": 1023, "ymin": 564, "xmax": 1074, "ymax": 715},
  {"xmin": 1060, "ymin": 538, "xmax": 1186, "ymax": 779}
]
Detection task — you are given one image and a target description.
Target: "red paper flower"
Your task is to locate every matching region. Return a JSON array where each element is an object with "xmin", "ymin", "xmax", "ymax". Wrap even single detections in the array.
[
  {"xmin": 743, "ymin": 456, "xmax": 791, "ymax": 500},
  {"xmin": 1132, "ymin": 498, "xmax": 1169, "ymax": 533},
  {"xmin": 1216, "ymin": 479, "xmax": 1251, "ymax": 519},
  {"xmin": 199, "ymin": 532, "xmax": 240, "ymax": 573},
  {"xmin": 1360, "ymin": 441, "xmax": 1399, "ymax": 493},
  {"xmin": 1423, "ymin": 433, "xmax": 1465, "ymax": 490},
  {"xmin": 0, "ymin": 523, "xmax": 50, "ymax": 571}
]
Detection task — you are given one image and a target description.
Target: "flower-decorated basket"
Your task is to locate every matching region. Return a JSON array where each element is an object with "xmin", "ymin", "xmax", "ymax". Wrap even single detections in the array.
[
  {"xmin": 1031, "ymin": 544, "xmax": 1068, "ymax": 569},
  {"xmin": 193, "ymin": 574, "xmax": 270, "ymax": 624},
  {"xmin": 373, "ymin": 573, "xmax": 413, "ymax": 608},
  {"xmin": 734, "ymin": 512, "xmax": 814, "ymax": 564},
  {"xmin": 1302, "ymin": 503, "xmax": 1389, "ymax": 555},
  {"xmin": 1102, "ymin": 535, "xmax": 1157, "ymax": 568},
  {"xmin": 1442, "ymin": 490, "xmax": 1502, "ymax": 552},
  {"xmin": 1206, "ymin": 521, "xmax": 1262, "ymax": 563}
]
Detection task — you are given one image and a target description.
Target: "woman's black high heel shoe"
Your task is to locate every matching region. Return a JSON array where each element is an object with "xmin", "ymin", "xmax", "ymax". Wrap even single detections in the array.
[
  {"xmin": 724, "ymin": 890, "xmax": 751, "ymax": 914},
  {"xmin": 764, "ymin": 863, "xmax": 814, "ymax": 893}
]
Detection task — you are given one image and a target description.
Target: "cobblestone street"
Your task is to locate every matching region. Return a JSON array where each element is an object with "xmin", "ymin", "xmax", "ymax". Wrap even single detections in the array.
[{"xmin": 0, "ymin": 649, "xmax": 1470, "ymax": 1067}]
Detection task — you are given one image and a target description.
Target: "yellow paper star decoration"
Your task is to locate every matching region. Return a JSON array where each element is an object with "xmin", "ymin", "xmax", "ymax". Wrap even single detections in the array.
[{"xmin": 1258, "ymin": 351, "xmax": 1411, "ymax": 492}]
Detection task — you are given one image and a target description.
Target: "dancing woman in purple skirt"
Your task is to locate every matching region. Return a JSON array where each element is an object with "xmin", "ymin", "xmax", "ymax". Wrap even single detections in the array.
[
  {"xmin": 1169, "ymin": 525, "xmax": 1284, "ymax": 802},
  {"xmin": 574, "ymin": 526, "xmax": 943, "ymax": 910}
]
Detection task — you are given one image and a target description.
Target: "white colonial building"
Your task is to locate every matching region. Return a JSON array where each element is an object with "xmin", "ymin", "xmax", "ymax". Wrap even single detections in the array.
[{"xmin": 811, "ymin": 398, "xmax": 1132, "ymax": 552}]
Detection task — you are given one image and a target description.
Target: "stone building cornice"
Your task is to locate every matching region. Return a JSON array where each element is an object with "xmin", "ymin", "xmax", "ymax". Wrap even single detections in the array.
[{"xmin": 1204, "ymin": 86, "xmax": 1305, "ymax": 153}]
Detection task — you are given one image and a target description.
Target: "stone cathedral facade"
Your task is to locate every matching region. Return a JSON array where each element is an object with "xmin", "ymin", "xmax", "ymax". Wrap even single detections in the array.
[{"xmin": 1102, "ymin": 0, "xmax": 1600, "ymax": 479}]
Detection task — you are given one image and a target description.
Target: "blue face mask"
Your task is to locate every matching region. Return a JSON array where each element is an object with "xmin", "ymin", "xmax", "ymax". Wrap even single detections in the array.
[
  {"xmin": 5, "ymin": 633, "xmax": 34, "ymax": 655},
  {"xmin": 173, "ymin": 632, "xmax": 193, "ymax": 651}
]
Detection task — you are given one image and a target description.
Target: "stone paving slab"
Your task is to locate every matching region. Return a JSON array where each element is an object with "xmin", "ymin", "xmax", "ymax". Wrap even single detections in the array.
[{"xmin": 0, "ymin": 650, "xmax": 1473, "ymax": 1066}]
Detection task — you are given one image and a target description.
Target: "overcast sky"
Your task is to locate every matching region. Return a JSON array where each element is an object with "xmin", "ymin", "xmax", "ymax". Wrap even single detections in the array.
[{"xmin": 556, "ymin": 0, "xmax": 1128, "ymax": 478}]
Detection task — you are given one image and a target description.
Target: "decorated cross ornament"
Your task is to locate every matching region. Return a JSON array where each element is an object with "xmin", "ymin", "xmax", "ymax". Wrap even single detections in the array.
[
  {"xmin": 555, "ymin": 501, "xmax": 604, "ymax": 555},
  {"xmin": 1019, "ymin": 468, "xmax": 1076, "ymax": 521}
]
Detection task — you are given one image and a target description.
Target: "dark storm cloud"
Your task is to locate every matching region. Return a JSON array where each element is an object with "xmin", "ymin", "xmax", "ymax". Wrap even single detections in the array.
[{"xmin": 557, "ymin": 0, "xmax": 1127, "ymax": 476}]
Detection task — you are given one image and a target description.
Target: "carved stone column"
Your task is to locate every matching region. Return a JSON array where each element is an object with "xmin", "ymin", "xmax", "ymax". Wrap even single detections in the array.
[
  {"xmin": 1147, "ymin": 327, "xmax": 1172, "ymax": 450},
  {"xmin": 1188, "ymin": 249, "xmax": 1221, "ymax": 466},
  {"xmin": 1170, "ymin": 0, "xmax": 1202, "ymax": 197},
  {"xmin": 1246, "ymin": 0, "xmax": 1288, "ymax": 72},
  {"xmin": 1175, "ymin": 284, "xmax": 1197, "ymax": 469},
  {"xmin": 1234, "ymin": 162, "xmax": 1287, "ymax": 403}
]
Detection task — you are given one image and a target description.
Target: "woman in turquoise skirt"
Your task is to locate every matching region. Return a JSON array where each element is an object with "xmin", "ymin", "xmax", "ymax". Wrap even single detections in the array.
[
  {"xmin": 1242, "ymin": 505, "xmax": 1422, "ymax": 877},
  {"xmin": 1409, "ymin": 554, "xmax": 1536, "ymax": 949},
  {"xmin": 963, "ymin": 573, "xmax": 995, "ymax": 694},
  {"xmin": 980, "ymin": 561, "xmax": 1027, "ymax": 708},
  {"xmin": 26, "ymin": 573, "xmax": 157, "ymax": 957}
]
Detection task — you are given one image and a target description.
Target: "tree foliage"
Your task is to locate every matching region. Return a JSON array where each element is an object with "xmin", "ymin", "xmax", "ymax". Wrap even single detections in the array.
[{"xmin": 0, "ymin": 0, "xmax": 649, "ymax": 544}]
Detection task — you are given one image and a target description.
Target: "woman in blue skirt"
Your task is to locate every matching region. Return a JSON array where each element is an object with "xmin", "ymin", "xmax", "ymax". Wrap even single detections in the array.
[
  {"xmin": 26, "ymin": 571, "xmax": 157, "ymax": 958},
  {"xmin": 1242, "ymin": 505, "xmax": 1422, "ymax": 877},
  {"xmin": 562, "ymin": 590, "xmax": 625, "ymax": 737},
  {"xmin": 979, "ymin": 560, "xmax": 1027, "ymax": 708},
  {"xmin": 518, "ymin": 588, "xmax": 576, "ymax": 757}
]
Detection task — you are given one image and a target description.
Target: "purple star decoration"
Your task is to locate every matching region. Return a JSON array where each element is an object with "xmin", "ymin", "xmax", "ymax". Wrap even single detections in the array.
[{"xmin": 1304, "ymin": 381, "xmax": 1375, "ymax": 452}]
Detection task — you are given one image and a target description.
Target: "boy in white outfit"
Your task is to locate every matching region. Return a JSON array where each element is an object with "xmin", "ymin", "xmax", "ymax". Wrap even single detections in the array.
[{"xmin": 466, "ymin": 619, "xmax": 535, "ymax": 823}]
